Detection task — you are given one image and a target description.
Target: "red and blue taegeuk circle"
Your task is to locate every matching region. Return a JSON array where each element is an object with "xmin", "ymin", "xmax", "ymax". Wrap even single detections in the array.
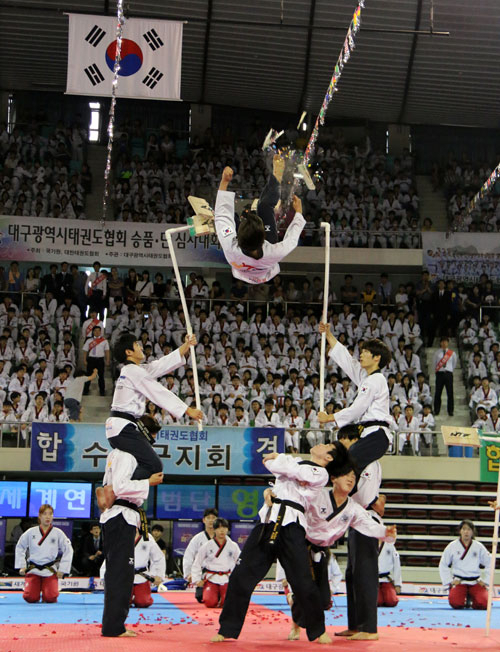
[{"xmin": 105, "ymin": 39, "xmax": 143, "ymax": 76}]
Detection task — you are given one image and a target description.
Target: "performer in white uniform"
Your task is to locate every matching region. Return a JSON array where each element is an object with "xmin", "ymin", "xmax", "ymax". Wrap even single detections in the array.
[
  {"xmin": 214, "ymin": 166, "xmax": 305, "ymax": 285},
  {"xmin": 192, "ymin": 518, "xmax": 240, "ymax": 608},
  {"xmin": 439, "ymin": 520, "xmax": 490, "ymax": 610},
  {"xmin": 271, "ymin": 463, "xmax": 395, "ymax": 641},
  {"xmin": 378, "ymin": 542, "xmax": 402, "ymax": 607},
  {"xmin": 183, "ymin": 507, "xmax": 218, "ymax": 602},
  {"xmin": 333, "ymin": 425, "xmax": 387, "ymax": 641},
  {"xmin": 97, "ymin": 332, "xmax": 203, "ymax": 509},
  {"xmin": 318, "ymin": 322, "xmax": 392, "ymax": 470},
  {"xmin": 100, "ymin": 447, "xmax": 163, "ymax": 637},
  {"xmin": 100, "ymin": 529, "xmax": 166, "ymax": 608},
  {"xmin": 212, "ymin": 443, "xmax": 348, "ymax": 644},
  {"xmin": 15, "ymin": 503, "xmax": 73, "ymax": 603}
]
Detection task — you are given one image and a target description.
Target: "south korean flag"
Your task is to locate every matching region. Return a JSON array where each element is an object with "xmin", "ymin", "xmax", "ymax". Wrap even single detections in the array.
[{"xmin": 66, "ymin": 14, "xmax": 183, "ymax": 100}]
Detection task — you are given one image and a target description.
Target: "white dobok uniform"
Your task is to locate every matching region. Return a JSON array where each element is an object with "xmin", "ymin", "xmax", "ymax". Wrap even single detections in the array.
[
  {"xmin": 15, "ymin": 526, "xmax": 73, "ymax": 577},
  {"xmin": 191, "ymin": 536, "xmax": 240, "ymax": 585}
]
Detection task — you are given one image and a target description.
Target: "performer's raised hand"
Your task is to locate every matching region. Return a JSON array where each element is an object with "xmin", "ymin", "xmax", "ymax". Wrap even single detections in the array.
[
  {"xmin": 219, "ymin": 166, "xmax": 234, "ymax": 191},
  {"xmin": 186, "ymin": 407, "xmax": 204, "ymax": 423},
  {"xmin": 263, "ymin": 488, "xmax": 276, "ymax": 507},
  {"xmin": 149, "ymin": 472, "xmax": 164, "ymax": 486},
  {"xmin": 180, "ymin": 334, "xmax": 197, "ymax": 356},
  {"xmin": 292, "ymin": 195, "xmax": 302, "ymax": 214},
  {"xmin": 385, "ymin": 525, "xmax": 397, "ymax": 540},
  {"xmin": 263, "ymin": 452, "xmax": 279, "ymax": 463},
  {"xmin": 319, "ymin": 321, "xmax": 337, "ymax": 348},
  {"xmin": 318, "ymin": 410, "xmax": 335, "ymax": 424}
]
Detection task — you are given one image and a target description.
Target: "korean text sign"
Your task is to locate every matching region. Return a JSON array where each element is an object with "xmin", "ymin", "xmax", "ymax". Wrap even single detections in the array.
[{"xmin": 31, "ymin": 423, "xmax": 284, "ymax": 475}]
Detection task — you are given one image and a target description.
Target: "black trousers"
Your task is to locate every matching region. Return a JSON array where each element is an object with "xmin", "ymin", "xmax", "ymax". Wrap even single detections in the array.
[
  {"xmin": 257, "ymin": 174, "xmax": 280, "ymax": 244},
  {"xmin": 434, "ymin": 371, "xmax": 454, "ymax": 415},
  {"xmin": 346, "ymin": 528, "xmax": 378, "ymax": 633},
  {"xmin": 109, "ymin": 423, "xmax": 163, "ymax": 480},
  {"xmin": 291, "ymin": 548, "xmax": 331, "ymax": 628},
  {"xmin": 85, "ymin": 357, "xmax": 105, "ymax": 394},
  {"xmin": 89, "ymin": 289, "xmax": 105, "ymax": 319},
  {"xmin": 348, "ymin": 429, "xmax": 389, "ymax": 471},
  {"xmin": 218, "ymin": 522, "xmax": 325, "ymax": 641},
  {"xmin": 101, "ymin": 514, "xmax": 135, "ymax": 636}
]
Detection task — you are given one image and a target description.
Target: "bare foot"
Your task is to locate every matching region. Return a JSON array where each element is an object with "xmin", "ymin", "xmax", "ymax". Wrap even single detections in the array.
[
  {"xmin": 288, "ymin": 624, "xmax": 300, "ymax": 641},
  {"xmin": 273, "ymin": 154, "xmax": 285, "ymax": 182},
  {"xmin": 348, "ymin": 632, "xmax": 379, "ymax": 640},
  {"xmin": 316, "ymin": 632, "xmax": 332, "ymax": 644},
  {"xmin": 103, "ymin": 484, "xmax": 116, "ymax": 508},
  {"xmin": 334, "ymin": 629, "xmax": 358, "ymax": 637},
  {"xmin": 210, "ymin": 634, "xmax": 226, "ymax": 642},
  {"xmin": 118, "ymin": 630, "xmax": 137, "ymax": 637}
]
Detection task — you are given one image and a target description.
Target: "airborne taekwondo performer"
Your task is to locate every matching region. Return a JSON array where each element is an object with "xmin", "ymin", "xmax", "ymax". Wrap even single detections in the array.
[
  {"xmin": 15, "ymin": 503, "xmax": 73, "ymax": 604},
  {"xmin": 96, "ymin": 332, "xmax": 204, "ymax": 509},
  {"xmin": 211, "ymin": 443, "xmax": 348, "ymax": 644},
  {"xmin": 317, "ymin": 322, "xmax": 392, "ymax": 470},
  {"xmin": 214, "ymin": 164, "xmax": 305, "ymax": 285}
]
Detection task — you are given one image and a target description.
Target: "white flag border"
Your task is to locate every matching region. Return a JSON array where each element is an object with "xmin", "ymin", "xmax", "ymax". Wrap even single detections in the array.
[{"xmin": 64, "ymin": 12, "xmax": 185, "ymax": 101}]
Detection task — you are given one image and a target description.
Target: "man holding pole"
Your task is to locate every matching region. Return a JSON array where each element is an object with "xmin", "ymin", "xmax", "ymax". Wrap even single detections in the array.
[{"xmin": 317, "ymin": 322, "xmax": 392, "ymax": 469}]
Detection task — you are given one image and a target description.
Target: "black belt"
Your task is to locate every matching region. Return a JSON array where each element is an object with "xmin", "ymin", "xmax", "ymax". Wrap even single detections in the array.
[
  {"xmin": 268, "ymin": 498, "xmax": 305, "ymax": 546},
  {"xmin": 135, "ymin": 565, "xmax": 155, "ymax": 582},
  {"xmin": 114, "ymin": 499, "xmax": 149, "ymax": 541},
  {"xmin": 111, "ymin": 410, "xmax": 153, "ymax": 441},
  {"xmin": 379, "ymin": 571, "xmax": 392, "ymax": 579},
  {"xmin": 27, "ymin": 558, "xmax": 60, "ymax": 575},
  {"xmin": 360, "ymin": 420, "xmax": 389, "ymax": 428},
  {"xmin": 454, "ymin": 575, "xmax": 480, "ymax": 581}
]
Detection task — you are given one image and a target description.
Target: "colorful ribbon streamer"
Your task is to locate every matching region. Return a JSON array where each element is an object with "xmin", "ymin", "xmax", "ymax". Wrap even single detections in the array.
[
  {"xmin": 101, "ymin": 0, "xmax": 125, "ymax": 226},
  {"xmin": 457, "ymin": 163, "xmax": 500, "ymax": 230},
  {"xmin": 304, "ymin": 0, "xmax": 366, "ymax": 167}
]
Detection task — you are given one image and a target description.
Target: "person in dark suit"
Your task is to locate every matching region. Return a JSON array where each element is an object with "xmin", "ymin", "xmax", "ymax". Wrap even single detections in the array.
[
  {"xmin": 56, "ymin": 262, "xmax": 74, "ymax": 302},
  {"xmin": 40, "ymin": 264, "xmax": 59, "ymax": 295},
  {"xmin": 80, "ymin": 523, "xmax": 104, "ymax": 576},
  {"xmin": 430, "ymin": 279, "xmax": 452, "ymax": 344}
]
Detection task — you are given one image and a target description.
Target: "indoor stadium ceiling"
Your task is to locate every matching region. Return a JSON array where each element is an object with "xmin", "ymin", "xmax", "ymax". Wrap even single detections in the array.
[{"xmin": 1, "ymin": 0, "xmax": 500, "ymax": 128}]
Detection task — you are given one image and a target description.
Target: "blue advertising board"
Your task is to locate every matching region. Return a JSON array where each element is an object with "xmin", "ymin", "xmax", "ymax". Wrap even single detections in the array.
[
  {"xmin": 218, "ymin": 484, "xmax": 267, "ymax": 520},
  {"xmin": 157, "ymin": 484, "xmax": 216, "ymax": 519},
  {"xmin": 0, "ymin": 481, "xmax": 28, "ymax": 517},
  {"xmin": 230, "ymin": 521, "xmax": 255, "ymax": 550},
  {"xmin": 171, "ymin": 521, "xmax": 204, "ymax": 556},
  {"xmin": 31, "ymin": 423, "xmax": 284, "ymax": 475},
  {"xmin": 29, "ymin": 482, "xmax": 92, "ymax": 519}
]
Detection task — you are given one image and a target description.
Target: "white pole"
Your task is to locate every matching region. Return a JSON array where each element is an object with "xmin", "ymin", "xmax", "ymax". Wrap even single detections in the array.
[
  {"xmin": 166, "ymin": 227, "xmax": 202, "ymax": 431},
  {"xmin": 483, "ymin": 435, "xmax": 500, "ymax": 635},
  {"xmin": 319, "ymin": 222, "xmax": 331, "ymax": 413}
]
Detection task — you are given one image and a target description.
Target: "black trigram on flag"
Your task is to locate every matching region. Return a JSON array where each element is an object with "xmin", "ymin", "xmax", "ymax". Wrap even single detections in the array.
[
  {"xmin": 84, "ymin": 64, "xmax": 105, "ymax": 86},
  {"xmin": 85, "ymin": 25, "xmax": 107, "ymax": 47},
  {"xmin": 142, "ymin": 67, "xmax": 164, "ymax": 89},
  {"xmin": 143, "ymin": 28, "xmax": 164, "ymax": 51}
]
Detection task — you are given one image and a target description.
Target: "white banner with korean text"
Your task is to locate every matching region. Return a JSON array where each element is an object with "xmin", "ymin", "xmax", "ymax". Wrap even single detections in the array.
[
  {"xmin": 422, "ymin": 232, "xmax": 500, "ymax": 283},
  {"xmin": 0, "ymin": 216, "xmax": 226, "ymax": 268}
]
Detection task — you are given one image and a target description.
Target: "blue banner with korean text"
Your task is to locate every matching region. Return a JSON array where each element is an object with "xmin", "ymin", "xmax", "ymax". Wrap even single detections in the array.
[{"xmin": 30, "ymin": 423, "xmax": 284, "ymax": 475}]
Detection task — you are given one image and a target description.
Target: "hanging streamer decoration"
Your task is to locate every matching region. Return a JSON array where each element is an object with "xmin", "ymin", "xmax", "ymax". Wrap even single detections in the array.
[
  {"xmin": 453, "ymin": 162, "xmax": 500, "ymax": 231},
  {"xmin": 303, "ymin": 0, "xmax": 366, "ymax": 168},
  {"xmin": 101, "ymin": 0, "xmax": 126, "ymax": 227}
]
